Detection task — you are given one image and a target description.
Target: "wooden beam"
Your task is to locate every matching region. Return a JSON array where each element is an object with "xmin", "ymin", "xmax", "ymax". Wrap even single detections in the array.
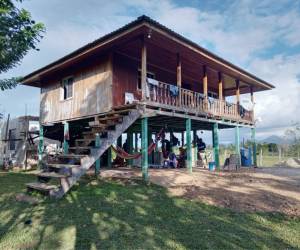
[
  {"xmin": 203, "ymin": 65, "xmax": 208, "ymax": 99},
  {"xmin": 236, "ymin": 79, "xmax": 240, "ymax": 104},
  {"xmin": 176, "ymin": 53, "xmax": 182, "ymax": 87},
  {"xmin": 236, "ymin": 79, "xmax": 240, "ymax": 116},
  {"xmin": 218, "ymin": 72, "xmax": 223, "ymax": 100},
  {"xmin": 141, "ymin": 37, "xmax": 147, "ymax": 100}
]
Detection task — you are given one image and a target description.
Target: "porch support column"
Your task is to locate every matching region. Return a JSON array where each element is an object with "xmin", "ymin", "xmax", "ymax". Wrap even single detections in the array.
[
  {"xmin": 141, "ymin": 117, "xmax": 149, "ymax": 181},
  {"xmin": 250, "ymin": 86, "xmax": 254, "ymax": 122},
  {"xmin": 128, "ymin": 132, "xmax": 134, "ymax": 166},
  {"xmin": 141, "ymin": 37, "xmax": 147, "ymax": 100},
  {"xmin": 235, "ymin": 126, "xmax": 241, "ymax": 166},
  {"xmin": 186, "ymin": 118, "xmax": 192, "ymax": 173},
  {"xmin": 177, "ymin": 53, "xmax": 182, "ymax": 105},
  {"xmin": 95, "ymin": 133, "xmax": 101, "ymax": 175},
  {"xmin": 63, "ymin": 121, "xmax": 69, "ymax": 154},
  {"xmin": 218, "ymin": 72, "xmax": 223, "ymax": 115},
  {"xmin": 181, "ymin": 131, "xmax": 184, "ymax": 146},
  {"xmin": 218, "ymin": 72, "xmax": 223, "ymax": 100},
  {"xmin": 251, "ymin": 127, "xmax": 257, "ymax": 166},
  {"xmin": 212, "ymin": 123, "xmax": 220, "ymax": 169},
  {"xmin": 236, "ymin": 79, "xmax": 240, "ymax": 117},
  {"xmin": 203, "ymin": 65, "xmax": 208, "ymax": 108},
  {"xmin": 38, "ymin": 124, "xmax": 44, "ymax": 169}
]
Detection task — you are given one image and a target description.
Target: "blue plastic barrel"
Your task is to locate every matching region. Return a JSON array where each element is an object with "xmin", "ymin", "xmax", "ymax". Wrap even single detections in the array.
[{"xmin": 208, "ymin": 162, "xmax": 215, "ymax": 171}]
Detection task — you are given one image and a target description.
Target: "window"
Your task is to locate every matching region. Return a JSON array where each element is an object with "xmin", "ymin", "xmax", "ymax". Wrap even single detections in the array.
[
  {"xmin": 137, "ymin": 70, "xmax": 155, "ymax": 90},
  {"xmin": 61, "ymin": 76, "xmax": 73, "ymax": 100},
  {"xmin": 8, "ymin": 129, "xmax": 16, "ymax": 151}
]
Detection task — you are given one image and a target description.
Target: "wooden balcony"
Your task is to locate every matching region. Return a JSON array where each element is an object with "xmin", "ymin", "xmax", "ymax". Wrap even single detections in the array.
[{"xmin": 145, "ymin": 81, "xmax": 254, "ymax": 124}]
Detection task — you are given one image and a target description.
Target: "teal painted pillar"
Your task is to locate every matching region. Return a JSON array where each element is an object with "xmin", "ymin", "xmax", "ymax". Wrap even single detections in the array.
[
  {"xmin": 186, "ymin": 118, "xmax": 192, "ymax": 173},
  {"xmin": 63, "ymin": 122, "xmax": 69, "ymax": 154},
  {"xmin": 235, "ymin": 126, "xmax": 241, "ymax": 165},
  {"xmin": 95, "ymin": 133, "xmax": 101, "ymax": 175},
  {"xmin": 251, "ymin": 127, "xmax": 257, "ymax": 166},
  {"xmin": 107, "ymin": 147, "xmax": 112, "ymax": 168},
  {"xmin": 141, "ymin": 117, "xmax": 149, "ymax": 181},
  {"xmin": 38, "ymin": 124, "xmax": 44, "ymax": 169},
  {"xmin": 128, "ymin": 132, "xmax": 134, "ymax": 166},
  {"xmin": 212, "ymin": 123, "xmax": 220, "ymax": 169}
]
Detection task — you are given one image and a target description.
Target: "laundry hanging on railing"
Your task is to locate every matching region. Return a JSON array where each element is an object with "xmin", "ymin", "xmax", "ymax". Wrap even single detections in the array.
[
  {"xmin": 147, "ymin": 78, "xmax": 159, "ymax": 86},
  {"xmin": 169, "ymin": 85, "xmax": 179, "ymax": 97}
]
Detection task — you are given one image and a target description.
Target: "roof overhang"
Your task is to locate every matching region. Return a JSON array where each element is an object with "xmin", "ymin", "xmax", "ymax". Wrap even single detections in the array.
[{"xmin": 22, "ymin": 15, "xmax": 274, "ymax": 91}]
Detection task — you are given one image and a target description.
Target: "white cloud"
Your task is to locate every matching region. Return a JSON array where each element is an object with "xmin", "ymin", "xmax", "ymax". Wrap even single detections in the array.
[{"xmin": 249, "ymin": 55, "xmax": 300, "ymax": 128}]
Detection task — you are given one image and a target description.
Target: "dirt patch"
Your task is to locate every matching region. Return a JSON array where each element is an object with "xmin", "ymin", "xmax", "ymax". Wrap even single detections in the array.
[{"xmin": 101, "ymin": 167, "xmax": 300, "ymax": 216}]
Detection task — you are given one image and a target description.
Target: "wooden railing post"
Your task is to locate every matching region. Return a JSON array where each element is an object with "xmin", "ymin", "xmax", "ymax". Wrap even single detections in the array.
[
  {"xmin": 236, "ymin": 79, "xmax": 240, "ymax": 118},
  {"xmin": 141, "ymin": 37, "xmax": 147, "ymax": 101},
  {"xmin": 203, "ymin": 65, "xmax": 208, "ymax": 110},
  {"xmin": 250, "ymin": 86, "xmax": 254, "ymax": 122},
  {"xmin": 218, "ymin": 72, "xmax": 223, "ymax": 116},
  {"xmin": 177, "ymin": 53, "xmax": 182, "ymax": 106}
]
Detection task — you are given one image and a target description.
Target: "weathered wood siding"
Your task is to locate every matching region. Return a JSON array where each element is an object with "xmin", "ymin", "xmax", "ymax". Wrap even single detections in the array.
[{"xmin": 40, "ymin": 55, "xmax": 112, "ymax": 124}]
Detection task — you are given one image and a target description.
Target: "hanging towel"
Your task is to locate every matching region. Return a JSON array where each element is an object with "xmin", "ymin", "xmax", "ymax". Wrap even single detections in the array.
[
  {"xmin": 147, "ymin": 78, "xmax": 159, "ymax": 86},
  {"xmin": 169, "ymin": 85, "xmax": 179, "ymax": 96}
]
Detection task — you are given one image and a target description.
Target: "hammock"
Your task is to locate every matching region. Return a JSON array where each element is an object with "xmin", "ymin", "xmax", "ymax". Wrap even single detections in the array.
[{"xmin": 111, "ymin": 128, "xmax": 164, "ymax": 160}]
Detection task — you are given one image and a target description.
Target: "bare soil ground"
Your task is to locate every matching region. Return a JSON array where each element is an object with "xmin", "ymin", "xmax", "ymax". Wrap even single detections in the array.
[{"xmin": 100, "ymin": 166, "xmax": 300, "ymax": 216}]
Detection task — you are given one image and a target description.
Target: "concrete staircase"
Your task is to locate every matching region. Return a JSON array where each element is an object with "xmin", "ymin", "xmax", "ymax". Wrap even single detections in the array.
[{"xmin": 26, "ymin": 109, "xmax": 141, "ymax": 198}]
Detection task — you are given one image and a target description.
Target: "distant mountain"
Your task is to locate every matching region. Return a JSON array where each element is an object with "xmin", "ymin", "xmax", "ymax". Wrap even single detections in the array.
[{"xmin": 260, "ymin": 135, "xmax": 290, "ymax": 144}]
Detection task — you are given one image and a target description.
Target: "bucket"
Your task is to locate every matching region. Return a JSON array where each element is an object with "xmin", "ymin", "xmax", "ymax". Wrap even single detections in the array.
[{"xmin": 208, "ymin": 161, "xmax": 215, "ymax": 171}]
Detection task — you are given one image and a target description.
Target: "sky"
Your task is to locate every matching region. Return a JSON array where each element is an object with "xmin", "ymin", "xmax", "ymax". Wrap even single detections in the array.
[{"xmin": 1, "ymin": 0, "xmax": 300, "ymax": 144}]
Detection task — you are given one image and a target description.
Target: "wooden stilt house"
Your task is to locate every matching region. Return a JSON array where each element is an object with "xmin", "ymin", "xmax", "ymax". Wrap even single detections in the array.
[{"xmin": 22, "ymin": 15, "xmax": 274, "ymax": 197}]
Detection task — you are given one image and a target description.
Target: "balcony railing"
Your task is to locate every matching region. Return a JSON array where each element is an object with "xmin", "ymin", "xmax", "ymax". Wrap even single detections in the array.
[{"xmin": 146, "ymin": 80, "xmax": 253, "ymax": 123}]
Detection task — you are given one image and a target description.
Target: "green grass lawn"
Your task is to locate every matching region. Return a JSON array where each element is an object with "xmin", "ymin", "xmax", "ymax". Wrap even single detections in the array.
[{"xmin": 0, "ymin": 171, "xmax": 299, "ymax": 250}]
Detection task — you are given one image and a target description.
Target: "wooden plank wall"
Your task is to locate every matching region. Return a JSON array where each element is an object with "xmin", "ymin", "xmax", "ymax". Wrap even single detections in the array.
[{"xmin": 40, "ymin": 55, "xmax": 112, "ymax": 124}]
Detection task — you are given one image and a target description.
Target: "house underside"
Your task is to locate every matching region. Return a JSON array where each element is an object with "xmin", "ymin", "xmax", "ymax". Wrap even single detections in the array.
[{"xmin": 21, "ymin": 16, "xmax": 274, "ymax": 197}]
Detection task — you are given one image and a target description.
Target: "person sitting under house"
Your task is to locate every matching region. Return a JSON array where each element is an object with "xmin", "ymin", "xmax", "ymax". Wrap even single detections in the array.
[{"xmin": 177, "ymin": 147, "xmax": 187, "ymax": 168}]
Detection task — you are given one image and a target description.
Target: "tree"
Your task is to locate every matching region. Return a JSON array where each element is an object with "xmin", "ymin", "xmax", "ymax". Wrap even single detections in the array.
[{"xmin": 0, "ymin": 0, "xmax": 45, "ymax": 90}]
